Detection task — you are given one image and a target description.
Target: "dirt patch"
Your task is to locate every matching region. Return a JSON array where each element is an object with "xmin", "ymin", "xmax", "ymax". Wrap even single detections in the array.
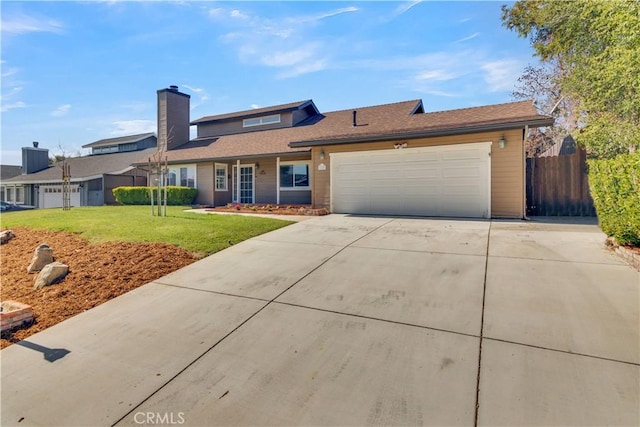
[{"xmin": 1, "ymin": 227, "xmax": 197, "ymax": 348}]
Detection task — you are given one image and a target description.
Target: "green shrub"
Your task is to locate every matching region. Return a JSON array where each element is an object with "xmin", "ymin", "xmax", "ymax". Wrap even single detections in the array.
[
  {"xmin": 588, "ymin": 152, "xmax": 640, "ymax": 245},
  {"xmin": 112, "ymin": 187, "xmax": 150, "ymax": 205},
  {"xmin": 113, "ymin": 186, "xmax": 197, "ymax": 206},
  {"xmin": 165, "ymin": 186, "xmax": 197, "ymax": 205}
]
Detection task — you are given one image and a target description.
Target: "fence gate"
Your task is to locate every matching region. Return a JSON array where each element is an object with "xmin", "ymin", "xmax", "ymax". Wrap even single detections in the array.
[{"xmin": 526, "ymin": 149, "xmax": 596, "ymax": 216}]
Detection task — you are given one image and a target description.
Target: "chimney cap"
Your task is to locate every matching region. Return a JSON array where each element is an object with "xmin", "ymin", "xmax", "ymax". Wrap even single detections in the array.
[
  {"xmin": 32, "ymin": 141, "xmax": 39, "ymax": 148},
  {"xmin": 169, "ymin": 85, "xmax": 179, "ymax": 91}
]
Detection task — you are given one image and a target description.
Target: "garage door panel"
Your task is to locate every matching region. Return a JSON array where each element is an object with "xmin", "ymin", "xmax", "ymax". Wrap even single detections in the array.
[
  {"xmin": 332, "ymin": 143, "xmax": 490, "ymax": 218},
  {"xmin": 442, "ymin": 149, "xmax": 484, "ymax": 161},
  {"xmin": 443, "ymin": 166, "xmax": 483, "ymax": 178}
]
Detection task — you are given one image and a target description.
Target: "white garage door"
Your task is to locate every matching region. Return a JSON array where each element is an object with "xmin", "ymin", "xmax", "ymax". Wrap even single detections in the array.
[
  {"xmin": 331, "ymin": 142, "xmax": 491, "ymax": 218},
  {"xmin": 39, "ymin": 185, "xmax": 81, "ymax": 209}
]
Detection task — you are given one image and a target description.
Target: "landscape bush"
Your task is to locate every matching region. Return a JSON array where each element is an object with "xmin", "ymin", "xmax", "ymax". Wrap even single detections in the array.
[
  {"xmin": 113, "ymin": 186, "xmax": 197, "ymax": 206},
  {"xmin": 588, "ymin": 152, "xmax": 640, "ymax": 245}
]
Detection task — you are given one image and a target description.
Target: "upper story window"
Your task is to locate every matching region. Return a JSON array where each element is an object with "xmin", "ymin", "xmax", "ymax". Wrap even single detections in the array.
[
  {"xmin": 94, "ymin": 145, "xmax": 118, "ymax": 154},
  {"xmin": 243, "ymin": 114, "xmax": 281, "ymax": 128}
]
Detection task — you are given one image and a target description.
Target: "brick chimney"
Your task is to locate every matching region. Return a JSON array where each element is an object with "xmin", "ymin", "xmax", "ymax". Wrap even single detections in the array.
[{"xmin": 157, "ymin": 85, "xmax": 190, "ymax": 151}]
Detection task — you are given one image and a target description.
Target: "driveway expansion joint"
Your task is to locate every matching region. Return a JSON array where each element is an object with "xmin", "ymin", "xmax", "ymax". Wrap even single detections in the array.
[
  {"xmin": 272, "ymin": 300, "xmax": 480, "ymax": 340},
  {"xmin": 152, "ymin": 281, "xmax": 271, "ymax": 303},
  {"xmin": 474, "ymin": 220, "xmax": 492, "ymax": 426},
  {"xmin": 483, "ymin": 337, "xmax": 640, "ymax": 367}
]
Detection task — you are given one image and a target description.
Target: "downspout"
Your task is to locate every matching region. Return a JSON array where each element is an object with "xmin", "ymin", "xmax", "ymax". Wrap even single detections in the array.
[
  {"xmin": 236, "ymin": 159, "xmax": 241, "ymax": 203},
  {"xmin": 522, "ymin": 126, "xmax": 528, "ymax": 219},
  {"xmin": 276, "ymin": 157, "xmax": 280, "ymax": 204}
]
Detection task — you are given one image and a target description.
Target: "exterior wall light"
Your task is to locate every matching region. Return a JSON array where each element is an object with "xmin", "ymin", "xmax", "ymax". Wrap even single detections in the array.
[
  {"xmin": 499, "ymin": 135, "xmax": 506, "ymax": 148},
  {"xmin": 319, "ymin": 149, "xmax": 325, "ymax": 160}
]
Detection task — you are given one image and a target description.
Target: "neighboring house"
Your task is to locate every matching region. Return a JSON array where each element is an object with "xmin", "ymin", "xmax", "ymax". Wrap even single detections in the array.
[
  {"xmin": 0, "ymin": 165, "xmax": 22, "ymax": 202},
  {"xmin": 1, "ymin": 135, "xmax": 156, "ymax": 209},
  {"xmin": 139, "ymin": 86, "xmax": 553, "ymax": 218}
]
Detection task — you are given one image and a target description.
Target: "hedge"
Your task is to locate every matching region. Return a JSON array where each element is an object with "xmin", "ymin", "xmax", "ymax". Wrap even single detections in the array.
[
  {"xmin": 112, "ymin": 186, "xmax": 197, "ymax": 206},
  {"xmin": 587, "ymin": 152, "xmax": 640, "ymax": 245}
]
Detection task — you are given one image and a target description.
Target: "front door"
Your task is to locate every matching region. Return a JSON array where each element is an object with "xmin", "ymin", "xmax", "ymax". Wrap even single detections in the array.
[{"xmin": 232, "ymin": 165, "xmax": 255, "ymax": 204}]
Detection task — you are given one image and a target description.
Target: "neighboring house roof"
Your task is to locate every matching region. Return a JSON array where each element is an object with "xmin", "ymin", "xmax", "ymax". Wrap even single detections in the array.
[
  {"xmin": 145, "ymin": 99, "xmax": 553, "ymax": 164},
  {"xmin": 1, "ymin": 165, "xmax": 22, "ymax": 181},
  {"xmin": 191, "ymin": 100, "xmax": 318, "ymax": 125},
  {"xmin": 3, "ymin": 148, "xmax": 157, "ymax": 184},
  {"xmin": 82, "ymin": 132, "xmax": 156, "ymax": 149}
]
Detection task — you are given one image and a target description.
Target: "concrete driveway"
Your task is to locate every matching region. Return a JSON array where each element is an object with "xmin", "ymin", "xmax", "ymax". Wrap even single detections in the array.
[{"xmin": 2, "ymin": 215, "xmax": 638, "ymax": 426}]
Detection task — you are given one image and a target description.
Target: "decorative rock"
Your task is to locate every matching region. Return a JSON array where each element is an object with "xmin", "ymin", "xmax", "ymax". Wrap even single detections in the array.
[
  {"xmin": 34, "ymin": 262, "xmax": 69, "ymax": 290},
  {"xmin": 27, "ymin": 244, "xmax": 54, "ymax": 273},
  {"xmin": 0, "ymin": 230, "xmax": 15, "ymax": 245}
]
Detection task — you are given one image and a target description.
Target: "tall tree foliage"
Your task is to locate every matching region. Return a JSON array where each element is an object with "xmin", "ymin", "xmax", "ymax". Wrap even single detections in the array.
[
  {"xmin": 512, "ymin": 60, "xmax": 579, "ymax": 156},
  {"xmin": 502, "ymin": 0, "xmax": 640, "ymax": 158}
]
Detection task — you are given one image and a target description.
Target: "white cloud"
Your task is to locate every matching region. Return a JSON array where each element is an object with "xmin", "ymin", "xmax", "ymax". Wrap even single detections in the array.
[
  {"xmin": 481, "ymin": 60, "xmax": 524, "ymax": 92},
  {"xmin": 1, "ymin": 74, "xmax": 26, "ymax": 112},
  {"xmin": 230, "ymin": 9, "xmax": 249, "ymax": 20},
  {"xmin": 210, "ymin": 5, "xmax": 360, "ymax": 78},
  {"xmin": 414, "ymin": 70, "xmax": 457, "ymax": 81},
  {"xmin": 0, "ymin": 101, "xmax": 27, "ymax": 113},
  {"xmin": 261, "ymin": 44, "xmax": 319, "ymax": 67},
  {"xmin": 182, "ymin": 84, "xmax": 209, "ymax": 110},
  {"xmin": 2, "ymin": 67, "xmax": 19, "ymax": 78},
  {"xmin": 51, "ymin": 104, "xmax": 71, "ymax": 117},
  {"xmin": 454, "ymin": 32, "xmax": 480, "ymax": 43},
  {"xmin": 394, "ymin": 1, "xmax": 423, "ymax": 17},
  {"xmin": 1, "ymin": 12, "xmax": 64, "ymax": 35},
  {"xmin": 250, "ymin": 104, "xmax": 261, "ymax": 109},
  {"xmin": 296, "ymin": 7, "xmax": 359, "ymax": 23},
  {"xmin": 208, "ymin": 7, "xmax": 223, "ymax": 18},
  {"xmin": 277, "ymin": 59, "xmax": 328, "ymax": 79},
  {"xmin": 110, "ymin": 120, "xmax": 155, "ymax": 136}
]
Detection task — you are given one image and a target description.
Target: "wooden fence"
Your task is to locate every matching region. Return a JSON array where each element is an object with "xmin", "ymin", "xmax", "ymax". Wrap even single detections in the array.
[{"xmin": 526, "ymin": 149, "xmax": 596, "ymax": 216}]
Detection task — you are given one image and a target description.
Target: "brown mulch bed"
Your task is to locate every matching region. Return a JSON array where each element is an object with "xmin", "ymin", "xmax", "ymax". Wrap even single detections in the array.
[
  {"xmin": 1, "ymin": 227, "xmax": 197, "ymax": 348},
  {"xmin": 207, "ymin": 204, "xmax": 328, "ymax": 216}
]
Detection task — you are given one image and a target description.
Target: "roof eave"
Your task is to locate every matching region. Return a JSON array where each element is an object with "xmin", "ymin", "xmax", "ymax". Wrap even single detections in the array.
[
  {"xmin": 191, "ymin": 100, "xmax": 317, "ymax": 125},
  {"xmin": 289, "ymin": 118, "xmax": 555, "ymax": 147},
  {"xmin": 131, "ymin": 149, "xmax": 312, "ymax": 166}
]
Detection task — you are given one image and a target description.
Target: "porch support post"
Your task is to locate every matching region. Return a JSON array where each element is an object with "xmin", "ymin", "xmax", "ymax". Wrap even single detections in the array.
[
  {"xmin": 276, "ymin": 156, "xmax": 280, "ymax": 204},
  {"xmin": 236, "ymin": 159, "xmax": 241, "ymax": 203}
]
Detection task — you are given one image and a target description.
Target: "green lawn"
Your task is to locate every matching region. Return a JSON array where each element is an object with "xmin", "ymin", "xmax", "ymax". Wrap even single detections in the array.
[{"xmin": 0, "ymin": 206, "xmax": 293, "ymax": 257}]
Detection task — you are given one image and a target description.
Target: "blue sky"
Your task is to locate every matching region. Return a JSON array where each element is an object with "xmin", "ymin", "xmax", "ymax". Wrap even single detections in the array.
[{"xmin": 1, "ymin": 1, "xmax": 537, "ymax": 165}]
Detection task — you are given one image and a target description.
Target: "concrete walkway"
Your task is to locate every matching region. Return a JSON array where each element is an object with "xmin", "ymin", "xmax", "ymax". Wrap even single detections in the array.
[{"xmin": 1, "ymin": 215, "xmax": 638, "ymax": 426}]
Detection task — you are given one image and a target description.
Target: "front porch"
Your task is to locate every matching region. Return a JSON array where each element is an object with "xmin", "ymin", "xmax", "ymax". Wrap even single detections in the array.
[{"xmin": 194, "ymin": 154, "xmax": 312, "ymax": 207}]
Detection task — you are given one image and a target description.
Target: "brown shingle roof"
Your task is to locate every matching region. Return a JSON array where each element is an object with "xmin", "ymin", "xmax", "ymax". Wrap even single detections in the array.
[
  {"xmin": 142, "ymin": 99, "xmax": 552, "ymax": 164},
  {"xmin": 191, "ymin": 100, "xmax": 317, "ymax": 124},
  {"xmin": 4, "ymin": 148, "xmax": 157, "ymax": 184},
  {"xmin": 1, "ymin": 165, "xmax": 22, "ymax": 181},
  {"xmin": 82, "ymin": 133, "xmax": 156, "ymax": 148}
]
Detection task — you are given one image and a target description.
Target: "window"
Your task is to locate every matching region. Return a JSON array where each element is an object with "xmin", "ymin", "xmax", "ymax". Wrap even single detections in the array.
[
  {"xmin": 6, "ymin": 188, "xmax": 13, "ymax": 202},
  {"xmin": 167, "ymin": 165, "xmax": 196, "ymax": 188},
  {"xmin": 215, "ymin": 164, "xmax": 228, "ymax": 191},
  {"xmin": 280, "ymin": 162, "xmax": 310, "ymax": 190},
  {"xmin": 15, "ymin": 187, "xmax": 24, "ymax": 204},
  {"xmin": 243, "ymin": 114, "xmax": 281, "ymax": 128}
]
